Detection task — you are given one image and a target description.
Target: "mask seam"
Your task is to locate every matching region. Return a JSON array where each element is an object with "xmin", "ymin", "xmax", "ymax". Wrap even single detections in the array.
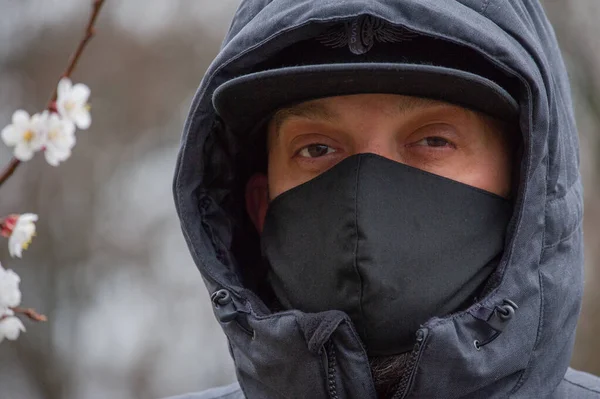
[{"xmin": 353, "ymin": 156, "xmax": 368, "ymax": 344}]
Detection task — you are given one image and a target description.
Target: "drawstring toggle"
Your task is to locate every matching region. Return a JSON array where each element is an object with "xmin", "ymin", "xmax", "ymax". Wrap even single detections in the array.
[
  {"xmin": 211, "ymin": 289, "xmax": 239, "ymax": 323},
  {"xmin": 471, "ymin": 299, "xmax": 518, "ymax": 350}
]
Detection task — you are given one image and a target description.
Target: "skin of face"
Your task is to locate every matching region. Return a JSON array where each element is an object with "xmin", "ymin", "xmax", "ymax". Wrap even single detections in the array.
[{"xmin": 245, "ymin": 93, "xmax": 514, "ymax": 232}]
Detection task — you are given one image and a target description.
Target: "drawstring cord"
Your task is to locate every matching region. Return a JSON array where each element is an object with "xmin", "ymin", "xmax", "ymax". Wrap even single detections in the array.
[{"xmin": 470, "ymin": 299, "xmax": 518, "ymax": 350}]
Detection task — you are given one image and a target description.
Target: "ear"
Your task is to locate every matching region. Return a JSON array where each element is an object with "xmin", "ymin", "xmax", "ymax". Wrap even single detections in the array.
[{"xmin": 245, "ymin": 173, "xmax": 269, "ymax": 233}]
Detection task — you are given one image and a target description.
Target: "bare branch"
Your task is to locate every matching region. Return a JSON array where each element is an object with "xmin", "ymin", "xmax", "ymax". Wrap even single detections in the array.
[
  {"xmin": 48, "ymin": 0, "xmax": 106, "ymax": 104},
  {"xmin": 0, "ymin": 159, "xmax": 20, "ymax": 187},
  {"xmin": 11, "ymin": 307, "xmax": 48, "ymax": 322}
]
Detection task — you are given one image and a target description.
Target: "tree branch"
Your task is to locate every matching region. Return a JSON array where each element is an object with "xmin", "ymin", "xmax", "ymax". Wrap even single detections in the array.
[
  {"xmin": 12, "ymin": 307, "xmax": 48, "ymax": 322},
  {"xmin": 0, "ymin": 0, "xmax": 106, "ymax": 189},
  {"xmin": 0, "ymin": 159, "xmax": 20, "ymax": 187},
  {"xmin": 48, "ymin": 0, "xmax": 106, "ymax": 105}
]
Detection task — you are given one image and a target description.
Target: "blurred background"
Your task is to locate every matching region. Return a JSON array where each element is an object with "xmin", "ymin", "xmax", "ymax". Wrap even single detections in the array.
[{"xmin": 0, "ymin": 1, "xmax": 598, "ymax": 398}]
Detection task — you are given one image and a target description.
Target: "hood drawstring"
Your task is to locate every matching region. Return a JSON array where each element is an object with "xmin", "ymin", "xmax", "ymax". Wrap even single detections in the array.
[{"xmin": 470, "ymin": 299, "xmax": 518, "ymax": 350}]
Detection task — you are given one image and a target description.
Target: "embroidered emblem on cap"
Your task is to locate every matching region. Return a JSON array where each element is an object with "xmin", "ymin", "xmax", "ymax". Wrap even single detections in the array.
[{"xmin": 317, "ymin": 15, "xmax": 416, "ymax": 55}]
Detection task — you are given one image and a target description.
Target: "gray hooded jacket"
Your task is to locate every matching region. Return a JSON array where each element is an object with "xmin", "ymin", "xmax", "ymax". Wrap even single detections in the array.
[{"xmin": 172, "ymin": 0, "xmax": 600, "ymax": 398}]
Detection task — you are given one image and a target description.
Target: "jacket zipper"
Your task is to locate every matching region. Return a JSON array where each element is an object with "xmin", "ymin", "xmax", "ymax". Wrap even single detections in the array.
[
  {"xmin": 326, "ymin": 341, "xmax": 340, "ymax": 399},
  {"xmin": 325, "ymin": 329, "xmax": 427, "ymax": 399},
  {"xmin": 391, "ymin": 328, "xmax": 428, "ymax": 399}
]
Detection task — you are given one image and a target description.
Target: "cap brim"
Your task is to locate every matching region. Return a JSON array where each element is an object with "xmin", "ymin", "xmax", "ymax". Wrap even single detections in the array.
[{"xmin": 213, "ymin": 63, "xmax": 519, "ymax": 134}]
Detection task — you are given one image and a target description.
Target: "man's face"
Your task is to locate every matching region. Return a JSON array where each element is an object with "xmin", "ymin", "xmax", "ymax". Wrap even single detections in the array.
[{"xmin": 246, "ymin": 93, "xmax": 514, "ymax": 231}]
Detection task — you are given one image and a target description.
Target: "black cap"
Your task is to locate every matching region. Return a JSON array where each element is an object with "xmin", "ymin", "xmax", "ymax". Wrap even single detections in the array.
[{"xmin": 214, "ymin": 16, "xmax": 520, "ymax": 134}]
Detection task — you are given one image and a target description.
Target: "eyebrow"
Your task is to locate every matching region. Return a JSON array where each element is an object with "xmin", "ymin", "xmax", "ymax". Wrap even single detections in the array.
[
  {"xmin": 271, "ymin": 96, "xmax": 449, "ymax": 137},
  {"xmin": 396, "ymin": 96, "xmax": 446, "ymax": 115},
  {"xmin": 271, "ymin": 102, "xmax": 339, "ymax": 134}
]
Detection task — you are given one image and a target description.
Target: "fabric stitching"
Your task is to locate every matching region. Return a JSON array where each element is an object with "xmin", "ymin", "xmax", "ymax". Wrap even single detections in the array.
[
  {"xmin": 543, "ymin": 180, "xmax": 583, "ymax": 248},
  {"xmin": 510, "ymin": 269, "xmax": 545, "ymax": 395},
  {"xmin": 533, "ymin": 270, "xmax": 545, "ymax": 353},
  {"xmin": 564, "ymin": 378, "xmax": 600, "ymax": 394},
  {"xmin": 353, "ymin": 156, "xmax": 368, "ymax": 343},
  {"xmin": 513, "ymin": 124, "xmax": 550, "ymax": 394},
  {"xmin": 543, "ymin": 217, "xmax": 583, "ymax": 249},
  {"xmin": 546, "ymin": 186, "xmax": 580, "ymax": 204},
  {"xmin": 539, "ymin": 154, "xmax": 549, "ymax": 251},
  {"xmin": 182, "ymin": 201, "xmax": 234, "ymax": 292},
  {"xmin": 480, "ymin": 0, "xmax": 493, "ymax": 14}
]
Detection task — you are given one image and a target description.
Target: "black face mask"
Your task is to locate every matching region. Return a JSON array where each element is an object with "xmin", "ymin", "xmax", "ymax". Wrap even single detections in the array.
[{"xmin": 261, "ymin": 153, "xmax": 512, "ymax": 356}]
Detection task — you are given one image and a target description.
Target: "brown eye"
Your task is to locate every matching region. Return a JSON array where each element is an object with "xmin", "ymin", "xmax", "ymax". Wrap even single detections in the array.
[{"xmin": 298, "ymin": 144, "xmax": 336, "ymax": 158}]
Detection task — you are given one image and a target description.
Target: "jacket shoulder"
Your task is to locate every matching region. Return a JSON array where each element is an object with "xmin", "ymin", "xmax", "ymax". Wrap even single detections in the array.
[
  {"xmin": 556, "ymin": 368, "xmax": 600, "ymax": 398},
  {"xmin": 164, "ymin": 383, "xmax": 244, "ymax": 399}
]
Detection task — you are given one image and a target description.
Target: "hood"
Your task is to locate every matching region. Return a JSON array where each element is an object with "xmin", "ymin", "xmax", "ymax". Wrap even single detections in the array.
[{"xmin": 173, "ymin": 1, "xmax": 583, "ymax": 398}]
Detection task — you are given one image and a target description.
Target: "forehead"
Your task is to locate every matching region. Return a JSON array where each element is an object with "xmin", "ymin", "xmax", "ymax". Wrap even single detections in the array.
[{"xmin": 270, "ymin": 94, "xmax": 464, "ymax": 131}]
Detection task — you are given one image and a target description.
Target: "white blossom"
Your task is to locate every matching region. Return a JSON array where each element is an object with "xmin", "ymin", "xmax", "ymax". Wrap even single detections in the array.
[
  {"xmin": 0, "ymin": 313, "xmax": 26, "ymax": 343},
  {"xmin": 1, "ymin": 110, "xmax": 48, "ymax": 161},
  {"xmin": 0, "ymin": 263, "xmax": 21, "ymax": 309},
  {"xmin": 44, "ymin": 112, "xmax": 76, "ymax": 166},
  {"xmin": 7, "ymin": 213, "xmax": 38, "ymax": 258},
  {"xmin": 56, "ymin": 77, "xmax": 91, "ymax": 130}
]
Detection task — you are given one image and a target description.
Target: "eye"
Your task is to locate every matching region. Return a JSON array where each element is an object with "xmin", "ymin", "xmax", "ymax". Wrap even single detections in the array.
[
  {"xmin": 413, "ymin": 136, "xmax": 455, "ymax": 148},
  {"xmin": 297, "ymin": 144, "xmax": 337, "ymax": 158}
]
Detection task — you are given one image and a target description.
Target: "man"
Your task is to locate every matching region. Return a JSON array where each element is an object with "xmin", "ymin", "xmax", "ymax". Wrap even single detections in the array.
[{"xmin": 171, "ymin": 1, "xmax": 600, "ymax": 398}]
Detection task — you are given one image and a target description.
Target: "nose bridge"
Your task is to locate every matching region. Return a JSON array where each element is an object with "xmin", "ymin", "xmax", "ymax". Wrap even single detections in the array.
[{"xmin": 354, "ymin": 135, "xmax": 400, "ymax": 163}]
